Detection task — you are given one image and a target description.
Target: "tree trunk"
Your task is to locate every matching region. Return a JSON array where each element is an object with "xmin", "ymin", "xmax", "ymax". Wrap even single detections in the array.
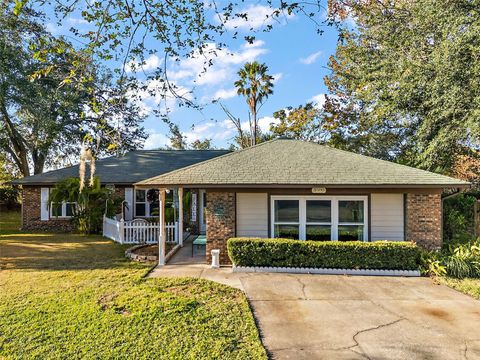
[{"xmin": 0, "ymin": 102, "xmax": 30, "ymax": 176}]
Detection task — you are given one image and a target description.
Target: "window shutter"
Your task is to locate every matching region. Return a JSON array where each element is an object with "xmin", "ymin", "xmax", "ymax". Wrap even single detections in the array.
[
  {"xmin": 124, "ymin": 188, "xmax": 133, "ymax": 220},
  {"xmin": 40, "ymin": 188, "xmax": 49, "ymax": 221}
]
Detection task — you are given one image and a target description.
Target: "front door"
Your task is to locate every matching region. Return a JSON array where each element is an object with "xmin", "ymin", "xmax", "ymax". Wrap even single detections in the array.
[{"xmin": 199, "ymin": 190, "xmax": 206, "ymax": 234}]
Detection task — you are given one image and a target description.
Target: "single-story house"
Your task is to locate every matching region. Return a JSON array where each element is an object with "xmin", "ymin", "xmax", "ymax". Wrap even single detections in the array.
[{"xmin": 13, "ymin": 139, "xmax": 469, "ymax": 265}]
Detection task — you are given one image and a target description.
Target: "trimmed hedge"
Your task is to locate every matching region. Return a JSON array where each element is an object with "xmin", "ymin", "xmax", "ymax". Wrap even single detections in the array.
[{"xmin": 227, "ymin": 238, "xmax": 421, "ymax": 270}]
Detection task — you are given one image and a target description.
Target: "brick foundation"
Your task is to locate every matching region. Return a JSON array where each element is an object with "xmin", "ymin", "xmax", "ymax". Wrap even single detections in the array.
[
  {"xmin": 206, "ymin": 192, "xmax": 235, "ymax": 265},
  {"xmin": 405, "ymin": 193, "xmax": 442, "ymax": 250}
]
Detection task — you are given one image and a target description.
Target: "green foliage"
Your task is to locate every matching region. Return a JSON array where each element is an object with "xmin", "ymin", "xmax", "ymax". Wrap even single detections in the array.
[
  {"xmin": 444, "ymin": 240, "xmax": 480, "ymax": 279},
  {"xmin": 0, "ymin": 6, "xmax": 146, "ymax": 176},
  {"xmin": 326, "ymin": 0, "xmax": 480, "ymax": 173},
  {"xmin": 49, "ymin": 177, "xmax": 121, "ymax": 234},
  {"xmin": 227, "ymin": 238, "xmax": 420, "ymax": 270},
  {"xmin": 419, "ymin": 251, "xmax": 447, "ymax": 277},
  {"xmin": 421, "ymin": 240, "xmax": 480, "ymax": 279},
  {"xmin": 0, "ymin": 213, "xmax": 267, "ymax": 359},
  {"xmin": 0, "ymin": 154, "xmax": 20, "ymax": 209},
  {"xmin": 190, "ymin": 138, "xmax": 213, "ymax": 150},
  {"xmin": 439, "ymin": 277, "xmax": 480, "ymax": 300},
  {"xmin": 443, "ymin": 193, "xmax": 478, "ymax": 247},
  {"xmin": 270, "ymin": 103, "xmax": 326, "ymax": 141}
]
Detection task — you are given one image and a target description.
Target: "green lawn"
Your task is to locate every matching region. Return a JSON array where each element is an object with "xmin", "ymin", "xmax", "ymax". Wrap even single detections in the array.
[
  {"xmin": 439, "ymin": 277, "xmax": 480, "ymax": 300},
  {"xmin": 0, "ymin": 211, "xmax": 266, "ymax": 359}
]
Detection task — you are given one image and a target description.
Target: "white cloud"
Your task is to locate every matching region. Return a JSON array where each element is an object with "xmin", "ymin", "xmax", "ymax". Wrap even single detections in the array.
[
  {"xmin": 300, "ymin": 51, "xmax": 322, "ymax": 65},
  {"xmin": 125, "ymin": 54, "xmax": 161, "ymax": 73},
  {"xmin": 183, "ymin": 115, "xmax": 280, "ymax": 145},
  {"xmin": 213, "ymin": 88, "xmax": 238, "ymax": 100},
  {"xmin": 257, "ymin": 116, "xmax": 279, "ymax": 132},
  {"xmin": 309, "ymin": 93, "xmax": 327, "ymax": 108},
  {"xmin": 244, "ymin": 39, "xmax": 265, "ymax": 48},
  {"xmin": 143, "ymin": 132, "xmax": 170, "ymax": 149},
  {"xmin": 272, "ymin": 72, "xmax": 283, "ymax": 84},
  {"xmin": 67, "ymin": 17, "xmax": 89, "ymax": 25},
  {"xmin": 223, "ymin": 5, "xmax": 294, "ymax": 31},
  {"xmin": 167, "ymin": 42, "xmax": 268, "ymax": 87},
  {"xmin": 184, "ymin": 120, "xmax": 236, "ymax": 143}
]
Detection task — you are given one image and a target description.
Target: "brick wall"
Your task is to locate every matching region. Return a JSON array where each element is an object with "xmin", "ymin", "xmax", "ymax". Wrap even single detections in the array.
[
  {"xmin": 405, "ymin": 193, "xmax": 442, "ymax": 250},
  {"xmin": 21, "ymin": 186, "xmax": 75, "ymax": 231},
  {"xmin": 21, "ymin": 185, "xmax": 126, "ymax": 232},
  {"xmin": 205, "ymin": 191, "xmax": 235, "ymax": 265}
]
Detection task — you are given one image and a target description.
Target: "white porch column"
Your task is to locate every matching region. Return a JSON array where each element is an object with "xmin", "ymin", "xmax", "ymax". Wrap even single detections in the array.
[
  {"xmin": 158, "ymin": 188, "xmax": 166, "ymax": 266},
  {"xmin": 178, "ymin": 187, "xmax": 184, "ymax": 247}
]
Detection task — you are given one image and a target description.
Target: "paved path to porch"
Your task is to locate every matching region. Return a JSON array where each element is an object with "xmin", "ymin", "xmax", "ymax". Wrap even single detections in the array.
[
  {"xmin": 150, "ymin": 245, "xmax": 480, "ymax": 359},
  {"xmin": 149, "ymin": 237, "xmax": 251, "ymax": 290}
]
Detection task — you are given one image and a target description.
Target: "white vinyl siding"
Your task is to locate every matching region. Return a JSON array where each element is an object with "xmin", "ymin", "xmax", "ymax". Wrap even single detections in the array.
[
  {"xmin": 370, "ymin": 193, "xmax": 404, "ymax": 241},
  {"xmin": 236, "ymin": 193, "xmax": 268, "ymax": 238}
]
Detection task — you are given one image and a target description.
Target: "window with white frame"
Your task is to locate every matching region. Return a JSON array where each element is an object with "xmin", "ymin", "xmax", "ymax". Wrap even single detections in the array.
[
  {"xmin": 273, "ymin": 199, "xmax": 300, "ymax": 239},
  {"xmin": 50, "ymin": 201, "xmax": 76, "ymax": 218},
  {"xmin": 271, "ymin": 196, "xmax": 368, "ymax": 241},
  {"xmin": 135, "ymin": 189, "xmax": 160, "ymax": 217}
]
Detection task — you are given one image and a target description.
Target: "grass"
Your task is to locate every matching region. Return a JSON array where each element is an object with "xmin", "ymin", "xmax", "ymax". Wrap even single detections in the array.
[
  {"xmin": 439, "ymin": 277, "xmax": 480, "ymax": 300},
  {"xmin": 0, "ymin": 211, "xmax": 267, "ymax": 359}
]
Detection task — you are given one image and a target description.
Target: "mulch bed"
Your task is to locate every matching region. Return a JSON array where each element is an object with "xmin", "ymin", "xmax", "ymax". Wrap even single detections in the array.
[{"xmin": 126, "ymin": 244, "xmax": 175, "ymax": 262}]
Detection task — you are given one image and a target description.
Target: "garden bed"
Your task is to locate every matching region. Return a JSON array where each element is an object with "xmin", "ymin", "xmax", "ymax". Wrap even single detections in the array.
[{"xmin": 125, "ymin": 243, "xmax": 177, "ymax": 262}]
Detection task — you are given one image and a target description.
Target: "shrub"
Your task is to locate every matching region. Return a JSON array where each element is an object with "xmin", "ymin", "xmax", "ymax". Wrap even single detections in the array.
[
  {"xmin": 49, "ymin": 177, "xmax": 121, "ymax": 234},
  {"xmin": 227, "ymin": 238, "xmax": 421, "ymax": 270},
  {"xmin": 443, "ymin": 192, "xmax": 478, "ymax": 248},
  {"xmin": 419, "ymin": 251, "xmax": 447, "ymax": 277},
  {"xmin": 420, "ymin": 240, "xmax": 480, "ymax": 279}
]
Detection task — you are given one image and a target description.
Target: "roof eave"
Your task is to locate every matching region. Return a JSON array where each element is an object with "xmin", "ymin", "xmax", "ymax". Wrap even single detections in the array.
[{"xmin": 134, "ymin": 182, "xmax": 471, "ymax": 189}]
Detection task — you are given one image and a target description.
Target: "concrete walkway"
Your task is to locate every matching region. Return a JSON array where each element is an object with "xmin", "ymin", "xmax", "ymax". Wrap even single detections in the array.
[
  {"xmin": 150, "ymin": 243, "xmax": 480, "ymax": 359},
  {"xmin": 149, "ymin": 238, "xmax": 250, "ymax": 290}
]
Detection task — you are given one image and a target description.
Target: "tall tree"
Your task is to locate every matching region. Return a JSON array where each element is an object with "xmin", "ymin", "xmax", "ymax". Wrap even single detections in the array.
[
  {"xmin": 234, "ymin": 62, "xmax": 274, "ymax": 146},
  {"xmin": 325, "ymin": 0, "xmax": 480, "ymax": 173},
  {"xmin": 0, "ymin": 6, "xmax": 146, "ymax": 176}
]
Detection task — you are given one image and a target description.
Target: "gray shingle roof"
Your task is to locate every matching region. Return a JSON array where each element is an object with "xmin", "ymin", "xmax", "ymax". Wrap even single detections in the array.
[
  {"xmin": 12, "ymin": 150, "xmax": 230, "ymax": 185},
  {"xmin": 135, "ymin": 139, "xmax": 470, "ymax": 188}
]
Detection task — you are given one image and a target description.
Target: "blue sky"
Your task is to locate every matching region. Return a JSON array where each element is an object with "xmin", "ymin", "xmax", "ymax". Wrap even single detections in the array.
[{"xmin": 45, "ymin": 2, "xmax": 341, "ymax": 150}]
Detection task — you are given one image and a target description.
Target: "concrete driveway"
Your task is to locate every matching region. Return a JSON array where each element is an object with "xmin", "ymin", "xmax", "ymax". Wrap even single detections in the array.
[{"xmin": 240, "ymin": 274, "xmax": 480, "ymax": 360}]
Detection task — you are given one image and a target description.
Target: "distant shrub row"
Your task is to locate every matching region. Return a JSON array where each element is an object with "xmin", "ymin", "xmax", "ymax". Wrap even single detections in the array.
[{"xmin": 227, "ymin": 238, "xmax": 421, "ymax": 270}]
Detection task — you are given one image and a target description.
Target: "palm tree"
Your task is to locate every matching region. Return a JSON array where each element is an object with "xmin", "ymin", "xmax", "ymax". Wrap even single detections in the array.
[{"xmin": 234, "ymin": 61, "xmax": 274, "ymax": 146}]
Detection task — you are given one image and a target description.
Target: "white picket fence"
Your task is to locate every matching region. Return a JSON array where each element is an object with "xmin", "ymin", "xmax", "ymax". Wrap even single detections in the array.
[{"xmin": 103, "ymin": 216, "xmax": 178, "ymax": 245}]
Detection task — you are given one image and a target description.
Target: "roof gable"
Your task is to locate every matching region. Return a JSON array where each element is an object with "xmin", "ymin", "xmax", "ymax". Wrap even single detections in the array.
[{"xmin": 135, "ymin": 139, "xmax": 469, "ymax": 188}]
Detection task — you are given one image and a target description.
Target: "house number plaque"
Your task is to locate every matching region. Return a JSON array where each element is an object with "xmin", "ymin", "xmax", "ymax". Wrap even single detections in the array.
[{"xmin": 312, "ymin": 187, "xmax": 327, "ymax": 194}]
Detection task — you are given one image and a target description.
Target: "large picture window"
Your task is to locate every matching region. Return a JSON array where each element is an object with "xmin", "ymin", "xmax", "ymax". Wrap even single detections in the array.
[{"xmin": 271, "ymin": 196, "xmax": 368, "ymax": 241}]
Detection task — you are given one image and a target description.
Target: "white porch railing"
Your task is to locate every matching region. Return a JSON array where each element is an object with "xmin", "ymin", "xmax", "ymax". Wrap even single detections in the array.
[{"xmin": 102, "ymin": 216, "xmax": 179, "ymax": 245}]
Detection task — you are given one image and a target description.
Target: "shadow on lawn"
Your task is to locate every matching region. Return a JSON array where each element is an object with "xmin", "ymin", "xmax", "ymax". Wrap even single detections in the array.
[{"xmin": 0, "ymin": 234, "xmax": 134, "ymax": 271}]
